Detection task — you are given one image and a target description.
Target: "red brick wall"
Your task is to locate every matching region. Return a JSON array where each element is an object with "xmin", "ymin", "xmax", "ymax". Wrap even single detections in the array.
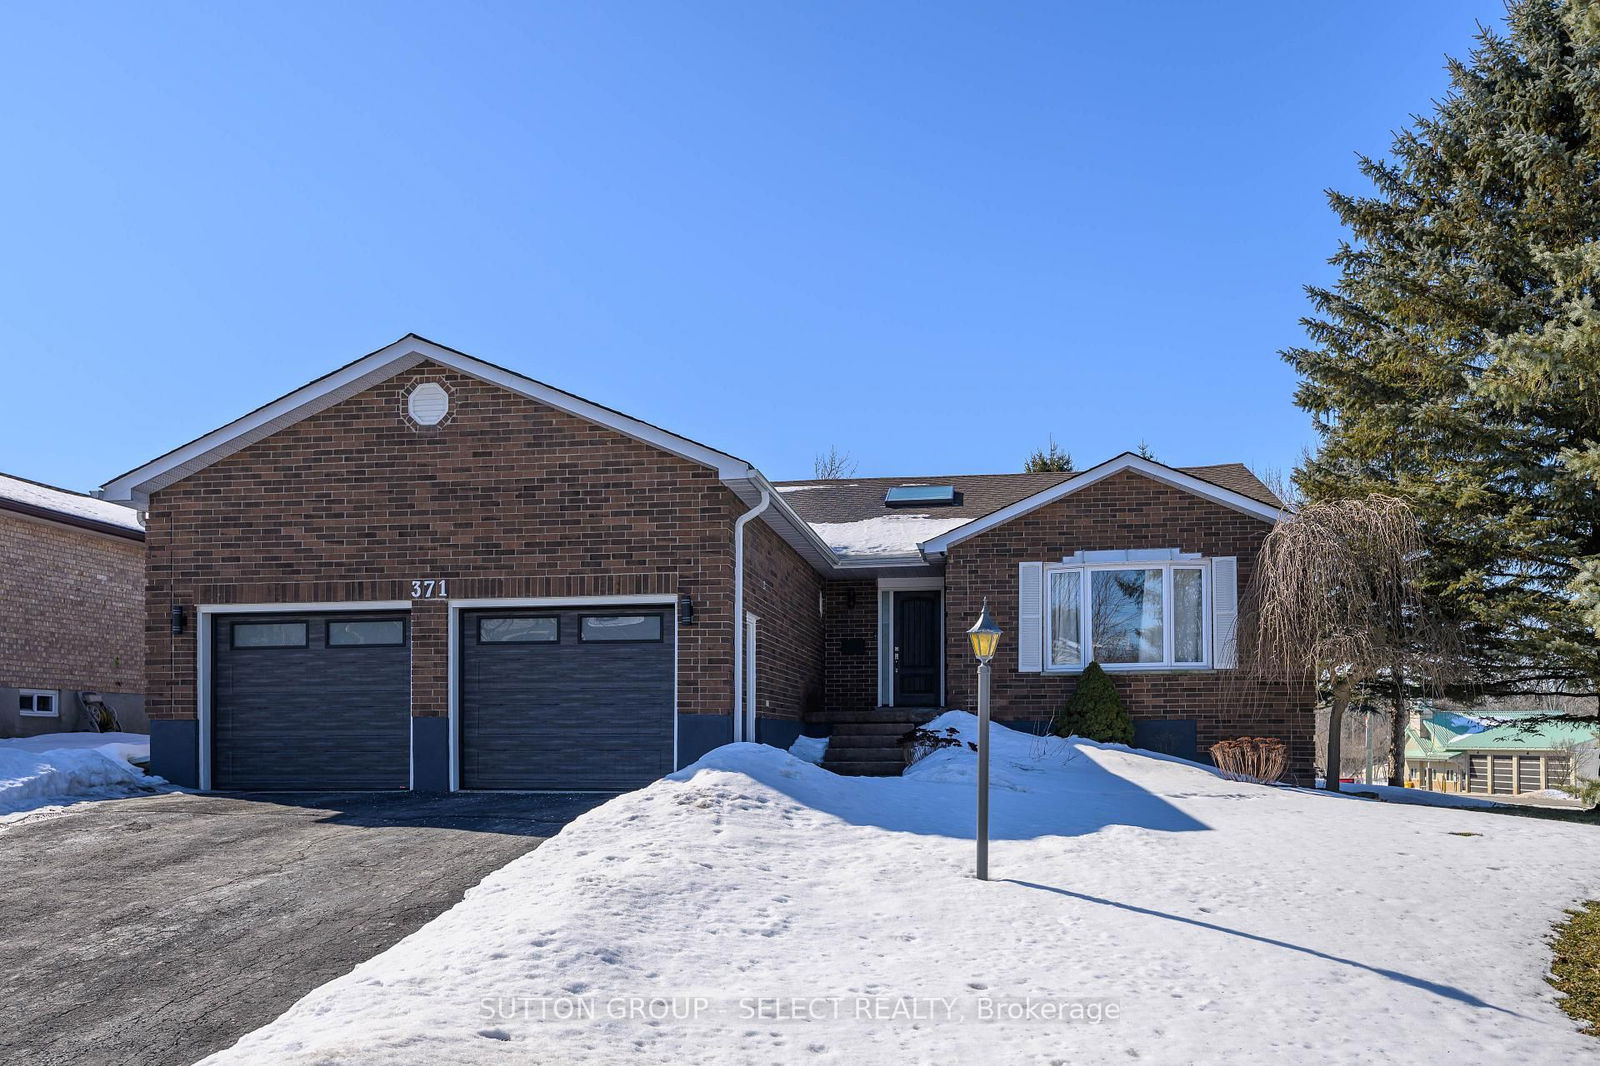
[
  {"xmin": 743, "ymin": 517, "xmax": 825, "ymax": 721},
  {"xmin": 943, "ymin": 469, "xmax": 1313, "ymax": 777},
  {"xmin": 0, "ymin": 512, "xmax": 144, "ymax": 694},
  {"xmin": 821, "ymin": 578, "xmax": 878, "ymax": 710},
  {"xmin": 144, "ymin": 362, "xmax": 742, "ymax": 722}
]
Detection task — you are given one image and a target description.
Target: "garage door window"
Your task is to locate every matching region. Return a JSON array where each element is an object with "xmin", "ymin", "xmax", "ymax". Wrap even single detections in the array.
[
  {"xmin": 328, "ymin": 619, "xmax": 407, "ymax": 646},
  {"xmin": 231, "ymin": 622, "xmax": 309, "ymax": 648},
  {"xmin": 479, "ymin": 616, "xmax": 559, "ymax": 643},
  {"xmin": 579, "ymin": 614, "xmax": 663, "ymax": 643}
]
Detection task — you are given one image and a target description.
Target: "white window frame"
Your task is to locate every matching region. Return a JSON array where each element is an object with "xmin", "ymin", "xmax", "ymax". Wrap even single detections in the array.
[
  {"xmin": 1043, "ymin": 560, "xmax": 1211, "ymax": 672},
  {"xmin": 19, "ymin": 688, "xmax": 60, "ymax": 717}
]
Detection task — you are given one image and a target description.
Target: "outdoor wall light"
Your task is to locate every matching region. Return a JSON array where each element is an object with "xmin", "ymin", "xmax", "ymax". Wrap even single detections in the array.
[
  {"xmin": 679, "ymin": 594, "xmax": 695, "ymax": 625},
  {"xmin": 169, "ymin": 604, "xmax": 186, "ymax": 635}
]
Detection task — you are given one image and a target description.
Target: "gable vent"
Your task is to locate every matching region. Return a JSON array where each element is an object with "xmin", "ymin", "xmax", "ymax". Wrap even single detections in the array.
[{"xmin": 406, "ymin": 382, "xmax": 450, "ymax": 426}]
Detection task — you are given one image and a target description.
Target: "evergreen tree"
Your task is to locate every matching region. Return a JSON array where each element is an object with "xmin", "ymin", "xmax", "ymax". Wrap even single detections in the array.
[
  {"xmin": 1135, "ymin": 440, "xmax": 1157, "ymax": 461},
  {"xmin": 1024, "ymin": 435, "xmax": 1074, "ymax": 473},
  {"xmin": 1049, "ymin": 662, "xmax": 1135, "ymax": 744},
  {"xmin": 1286, "ymin": 0, "xmax": 1600, "ymax": 701}
]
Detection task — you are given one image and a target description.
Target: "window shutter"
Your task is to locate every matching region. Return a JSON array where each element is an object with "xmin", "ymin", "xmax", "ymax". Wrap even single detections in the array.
[
  {"xmin": 1212, "ymin": 556, "xmax": 1238, "ymax": 668},
  {"xmin": 1017, "ymin": 562, "xmax": 1044, "ymax": 673}
]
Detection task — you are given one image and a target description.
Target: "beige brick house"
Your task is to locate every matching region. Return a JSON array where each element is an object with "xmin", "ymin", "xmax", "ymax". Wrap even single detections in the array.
[
  {"xmin": 101, "ymin": 334, "xmax": 1310, "ymax": 791},
  {"xmin": 0, "ymin": 472, "xmax": 146, "ymax": 737}
]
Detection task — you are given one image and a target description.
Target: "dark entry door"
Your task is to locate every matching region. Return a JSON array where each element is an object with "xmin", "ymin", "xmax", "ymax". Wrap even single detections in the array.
[{"xmin": 893, "ymin": 591, "xmax": 941, "ymax": 707}]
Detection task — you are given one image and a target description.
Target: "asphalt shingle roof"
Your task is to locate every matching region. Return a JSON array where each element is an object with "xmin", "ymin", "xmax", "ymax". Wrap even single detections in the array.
[{"xmin": 773, "ymin": 463, "xmax": 1281, "ymax": 527}]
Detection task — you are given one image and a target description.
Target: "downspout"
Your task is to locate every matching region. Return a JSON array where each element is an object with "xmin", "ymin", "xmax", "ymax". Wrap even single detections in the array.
[{"xmin": 732, "ymin": 485, "xmax": 772, "ymax": 744}]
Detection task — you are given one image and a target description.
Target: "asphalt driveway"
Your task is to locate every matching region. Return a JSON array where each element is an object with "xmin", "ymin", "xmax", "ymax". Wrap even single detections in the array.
[{"xmin": 0, "ymin": 789, "xmax": 616, "ymax": 1066}]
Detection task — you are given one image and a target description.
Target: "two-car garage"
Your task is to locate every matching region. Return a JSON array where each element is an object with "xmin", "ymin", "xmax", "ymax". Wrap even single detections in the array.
[{"xmin": 206, "ymin": 603, "xmax": 676, "ymax": 792}]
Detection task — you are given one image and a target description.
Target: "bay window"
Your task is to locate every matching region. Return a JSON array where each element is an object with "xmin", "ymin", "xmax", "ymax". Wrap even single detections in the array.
[{"xmin": 1045, "ymin": 561, "xmax": 1209, "ymax": 670}]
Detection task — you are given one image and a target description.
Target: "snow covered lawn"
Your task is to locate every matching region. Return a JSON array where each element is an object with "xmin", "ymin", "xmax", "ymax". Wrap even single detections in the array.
[
  {"xmin": 0, "ymin": 732, "xmax": 164, "ymax": 824},
  {"xmin": 197, "ymin": 714, "xmax": 1600, "ymax": 1065}
]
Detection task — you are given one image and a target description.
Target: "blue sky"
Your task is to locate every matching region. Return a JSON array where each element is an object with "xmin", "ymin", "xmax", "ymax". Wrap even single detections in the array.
[{"xmin": 0, "ymin": 2, "xmax": 1509, "ymax": 492}]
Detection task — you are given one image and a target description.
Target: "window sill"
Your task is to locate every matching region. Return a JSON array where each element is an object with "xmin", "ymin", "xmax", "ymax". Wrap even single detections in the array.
[{"xmin": 18, "ymin": 711, "xmax": 60, "ymax": 718}]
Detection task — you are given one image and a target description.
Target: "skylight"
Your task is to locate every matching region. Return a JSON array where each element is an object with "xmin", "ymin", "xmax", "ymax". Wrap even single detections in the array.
[{"xmin": 884, "ymin": 484, "xmax": 957, "ymax": 507}]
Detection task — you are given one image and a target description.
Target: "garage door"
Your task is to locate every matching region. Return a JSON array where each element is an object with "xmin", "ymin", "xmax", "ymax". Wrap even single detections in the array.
[
  {"xmin": 459, "ymin": 606, "xmax": 674, "ymax": 790},
  {"xmin": 211, "ymin": 613, "xmax": 411, "ymax": 790}
]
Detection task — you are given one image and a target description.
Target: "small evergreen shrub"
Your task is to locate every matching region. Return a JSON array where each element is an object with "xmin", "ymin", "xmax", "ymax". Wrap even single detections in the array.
[{"xmin": 1049, "ymin": 662, "xmax": 1134, "ymax": 745}]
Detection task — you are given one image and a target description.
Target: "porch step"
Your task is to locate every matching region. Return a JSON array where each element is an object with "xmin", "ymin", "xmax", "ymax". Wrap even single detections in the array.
[
  {"xmin": 821, "ymin": 758, "xmax": 906, "ymax": 777},
  {"xmin": 817, "ymin": 714, "xmax": 933, "ymax": 776},
  {"xmin": 808, "ymin": 706, "xmax": 947, "ymax": 726}
]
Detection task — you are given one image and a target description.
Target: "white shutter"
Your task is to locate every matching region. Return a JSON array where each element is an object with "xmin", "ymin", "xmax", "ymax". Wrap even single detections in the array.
[
  {"xmin": 1017, "ymin": 562, "xmax": 1044, "ymax": 673},
  {"xmin": 1211, "ymin": 556, "xmax": 1238, "ymax": 668},
  {"xmin": 877, "ymin": 589, "xmax": 894, "ymax": 705}
]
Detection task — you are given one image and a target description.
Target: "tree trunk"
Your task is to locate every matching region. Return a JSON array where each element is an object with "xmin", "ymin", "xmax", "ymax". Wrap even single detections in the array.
[
  {"xmin": 1325, "ymin": 677, "xmax": 1353, "ymax": 793},
  {"xmin": 1389, "ymin": 666, "xmax": 1408, "ymax": 787}
]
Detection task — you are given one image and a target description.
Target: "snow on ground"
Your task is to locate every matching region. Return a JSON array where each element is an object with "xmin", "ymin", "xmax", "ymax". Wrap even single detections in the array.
[
  {"xmin": 0, "ymin": 732, "xmax": 163, "ymax": 824},
  {"xmin": 1329, "ymin": 782, "xmax": 1511, "ymax": 809},
  {"xmin": 806, "ymin": 514, "xmax": 972, "ymax": 561},
  {"xmin": 196, "ymin": 713, "xmax": 1600, "ymax": 1065},
  {"xmin": 0, "ymin": 471, "xmax": 144, "ymax": 530}
]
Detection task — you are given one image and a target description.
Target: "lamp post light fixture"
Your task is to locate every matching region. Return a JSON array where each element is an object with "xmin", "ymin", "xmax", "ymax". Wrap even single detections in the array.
[{"xmin": 966, "ymin": 598, "xmax": 1003, "ymax": 881}]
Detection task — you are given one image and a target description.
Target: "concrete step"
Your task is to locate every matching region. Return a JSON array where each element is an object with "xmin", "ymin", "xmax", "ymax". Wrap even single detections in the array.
[
  {"xmin": 828, "ymin": 721, "xmax": 916, "ymax": 737},
  {"xmin": 825, "ymin": 745, "xmax": 906, "ymax": 762},
  {"xmin": 825, "ymin": 732, "xmax": 912, "ymax": 749},
  {"xmin": 823, "ymin": 758, "xmax": 905, "ymax": 777},
  {"xmin": 809, "ymin": 707, "xmax": 946, "ymax": 725}
]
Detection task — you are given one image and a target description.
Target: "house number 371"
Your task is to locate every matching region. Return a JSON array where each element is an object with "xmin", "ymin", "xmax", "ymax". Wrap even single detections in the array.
[{"xmin": 411, "ymin": 579, "xmax": 448, "ymax": 599}]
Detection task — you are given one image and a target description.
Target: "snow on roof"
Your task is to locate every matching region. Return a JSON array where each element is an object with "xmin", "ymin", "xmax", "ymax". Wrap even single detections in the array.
[
  {"xmin": 0, "ymin": 473, "xmax": 144, "ymax": 533},
  {"xmin": 807, "ymin": 514, "xmax": 972, "ymax": 562}
]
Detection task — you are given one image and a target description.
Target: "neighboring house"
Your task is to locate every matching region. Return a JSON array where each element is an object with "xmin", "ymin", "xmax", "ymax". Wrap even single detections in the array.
[
  {"xmin": 100, "ymin": 335, "xmax": 1313, "ymax": 792},
  {"xmin": 0, "ymin": 472, "xmax": 146, "ymax": 737},
  {"xmin": 1404, "ymin": 709, "xmax": 1600, "ymax": 796},
  {"xmin": 1402, "ymin": 716, "xmax": 1468, "ymax": 792}
]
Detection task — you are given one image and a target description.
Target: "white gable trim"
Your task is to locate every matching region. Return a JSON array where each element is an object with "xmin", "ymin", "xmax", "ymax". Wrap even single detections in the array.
[
  {"xmin": 100, "ymin": 335, "xmax": 755, "ymax": 506},
  {"xmin": 918, "ymin": 453, "xmax": 1285, "ymax": 558}
]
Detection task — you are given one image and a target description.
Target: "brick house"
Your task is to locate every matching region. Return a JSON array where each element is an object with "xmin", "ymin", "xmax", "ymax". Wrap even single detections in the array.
[
  {"xmin": 0, "ymin": 472, "xmax": 146, "ymax": 737},
  {"xmin": 101, "ymin": 335, "xmax": 1311, "ymax": 790}
]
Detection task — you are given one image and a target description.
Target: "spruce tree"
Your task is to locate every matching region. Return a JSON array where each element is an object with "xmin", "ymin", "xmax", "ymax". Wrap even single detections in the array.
[
  {"xmin": 1024, "ymin": 435, "xmax": 1074, "ymax": 473},
  {"xmin": 1049, "ymin": 662, "xmax": 1135, "ymax": 744},
  {"xmin": 1286, "ymin": 0, "xmax": 1600, "ymax": 702}
]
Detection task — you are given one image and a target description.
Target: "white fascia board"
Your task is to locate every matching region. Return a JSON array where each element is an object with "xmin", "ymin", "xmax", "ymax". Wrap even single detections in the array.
[
  {"xmin": 742, "ymin": 469, "xmax": 847, "ymax": 573},
  {"xmin": 918, "ymin": 453, "xmax": 1286, "ymax": 558},
  {"xmin": 101, "ymin": 336, "xmax": 756, "ymax": 504}
]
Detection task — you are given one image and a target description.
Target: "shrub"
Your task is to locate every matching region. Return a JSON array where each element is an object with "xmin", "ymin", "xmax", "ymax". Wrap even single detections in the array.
[
  {"xmin": 1049, "ymin": 662, "xmax": 1134, "ymax": 745},
  {"xmin": 1210, "ymin": 737, "xmax": 1288, "ymax": 783},
  {"xmin": 898, "ymin": 726, "xmax": 974, "ymax": 766},
  {"xmin": 1551, "ymin": 901, "xmax": 1600, "ymax": 1035}
]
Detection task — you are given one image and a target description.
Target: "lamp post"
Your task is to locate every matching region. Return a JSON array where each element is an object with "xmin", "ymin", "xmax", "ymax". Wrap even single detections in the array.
[{"xmin": 966, "ymin": 599, "xmax": 1003, "ymax": 881}]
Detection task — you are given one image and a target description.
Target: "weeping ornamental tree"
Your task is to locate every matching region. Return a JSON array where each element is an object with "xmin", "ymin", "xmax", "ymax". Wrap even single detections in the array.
[{"xmin": 1237, "ymin": 495, "xmax": 1447, "ymax": 792}]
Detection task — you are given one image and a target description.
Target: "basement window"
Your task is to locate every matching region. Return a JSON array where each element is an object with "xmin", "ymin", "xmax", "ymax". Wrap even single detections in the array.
[
  {"xmin": 884, "ymin": 484, "xmax": 958, "ymax": 507},
  {"xmin": 19, "ymin": 689, "xmax": 58, "ymax": 717}
]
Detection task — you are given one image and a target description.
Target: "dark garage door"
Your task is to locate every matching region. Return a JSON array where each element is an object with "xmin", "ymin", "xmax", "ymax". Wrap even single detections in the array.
[
  {"xmin": 459, "ymin": 606, "xmax": 674, "ymax": 790},
  {"xmin": 211, "ymin": 612, "xmax": 411, "ymax": 790}
]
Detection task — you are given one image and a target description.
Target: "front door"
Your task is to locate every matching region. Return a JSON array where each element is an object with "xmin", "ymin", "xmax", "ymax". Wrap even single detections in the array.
[{"xmin": 893, "ymin": 591, "xmax": 941, "ymax": 707}]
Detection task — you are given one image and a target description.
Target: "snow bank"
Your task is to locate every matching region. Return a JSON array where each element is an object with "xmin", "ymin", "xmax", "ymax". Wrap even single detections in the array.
[
  {"xmin": 786, "ymin": 734, "xmax": 828, "ymax": 765},
  {"xmin": 0, "ymin": 734, "xmax": 161, "ymax": 823},
  {"xmin": 196, "ymin": 713, "xmax": 1600, "ymax": 1065}
]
